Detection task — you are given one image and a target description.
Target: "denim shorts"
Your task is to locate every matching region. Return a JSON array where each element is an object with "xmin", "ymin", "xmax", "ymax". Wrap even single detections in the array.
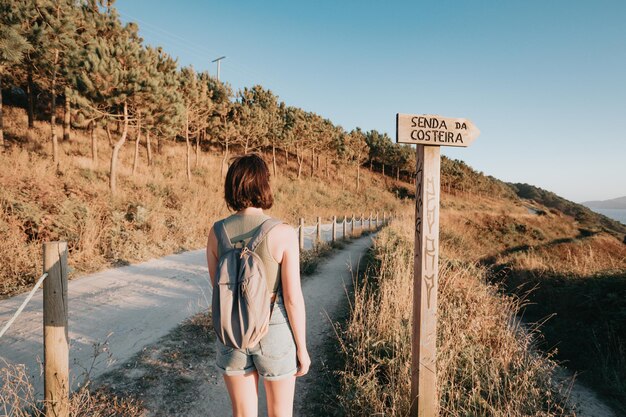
[{"xmin": 215, "ymin": 294, "xmax": 298, "ymax": 380}]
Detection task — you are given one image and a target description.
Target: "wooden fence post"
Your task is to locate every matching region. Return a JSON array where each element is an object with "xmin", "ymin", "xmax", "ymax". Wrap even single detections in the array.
[
  {"xmin": 43, "ymin": 241, "xmax": 69, "ymax": 417},
  {"xmin": 351, "ymin": 214, "xmax": 355, "ymax": 236},
  {"xmin": 383, "ymin": 211, "xmax": 386, "ymax": 225},
  {"xmin": 332, "ymin": 215, "xmax": 337, "ymax": 242},
  {"xmin": 343, "ymin": 215, "xmax": 347, "ymax": 240},
  {"xmin": 316, "ymin": 216, "xmax": 322, "ymax": 244},
  {"xmin": 299, "ymin": 218, "xmax": 304, "ymax": 250},
  {"xmin": 376, "ymin": 211, "xmax": 379, "ymax": 228},
  {"xmin": 369, "ymin": 212, "xmax": 373, "ymax": 231}
]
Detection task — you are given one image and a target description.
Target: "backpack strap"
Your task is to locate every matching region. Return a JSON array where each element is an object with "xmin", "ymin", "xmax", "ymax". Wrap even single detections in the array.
[
  {"xmin": 246, "ymin": 218, "xmax": 283, "ymax": 252},
  {"xmin": 213, "ymin": 220, "xmax": 234, "ymax": 254}
]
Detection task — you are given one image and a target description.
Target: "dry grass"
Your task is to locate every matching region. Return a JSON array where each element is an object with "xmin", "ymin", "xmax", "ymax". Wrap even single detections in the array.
[
  {"xmin": 337, "ymin": 218, "xmax": 572, "ymax": 416},
  {"xmin": 500, "ymin": 234, "xmax": 626, "ymax": 277},
  {"xmin": 0, "ymin": 359, "xmax": 145, "ymax": 417},
  {"xmin": 0, "ymin": 106, "xmax": 408, "ymax": 297},
  {"xmin": 438, "ymin": 189, "xmax": 626, "ymax": 411}
]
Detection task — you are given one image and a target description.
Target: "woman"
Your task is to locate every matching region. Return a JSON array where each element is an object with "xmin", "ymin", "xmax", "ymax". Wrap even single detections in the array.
[{"xmin": 206, "ymin": 153, "xmax": 310, "ymax": 417}]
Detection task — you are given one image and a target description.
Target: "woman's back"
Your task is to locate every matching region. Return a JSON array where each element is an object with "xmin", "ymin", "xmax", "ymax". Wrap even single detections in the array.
[{"xmin": 219, "ymin": 213, "xmax": 281, "ymax": 294}]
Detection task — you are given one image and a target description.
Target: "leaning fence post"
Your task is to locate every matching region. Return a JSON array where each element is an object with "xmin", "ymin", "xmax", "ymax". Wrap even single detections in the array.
[
  {"xmin": 316, "ymin": 216, "xmax": 322, "ymax": 244},
  {"xmin": 299, "ymin": 218, "xmax": 304, "ymax": 250},
  {"xmin": 332, "ymin": 215, "xmax": 337, "ymax": 242},
  {"xmin": 43, "ymin": 241, "xmax": 69, "ymax": 417},
  {"xmin": 343, "ymin": 214, "xmax": 347, "ymax": 240}
]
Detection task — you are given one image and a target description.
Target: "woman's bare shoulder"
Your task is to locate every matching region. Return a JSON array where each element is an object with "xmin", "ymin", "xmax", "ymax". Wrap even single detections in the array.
[{"xmin": 270, "ymin": 222, "xmax": 297, "ymax": 239}]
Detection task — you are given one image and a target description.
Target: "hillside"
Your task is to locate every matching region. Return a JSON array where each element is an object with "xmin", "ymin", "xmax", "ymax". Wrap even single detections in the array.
[
  {"xmin": 338, "ymin": 164, "xmax": 626, "ymax": 414},
  {"xmin": 0, "ymin": 106, "xmax": 408, "ymax": 298},
  {"xmin": 582, "ymin": 196, "xmax": 626, "ymax": 210},
  {"xmin": 2, "ymin": 106, "xmax": 625, "ymax": 415},
  {"xmin": 509, "ymin": 183, "xmax": 626, "ymax": 237}
]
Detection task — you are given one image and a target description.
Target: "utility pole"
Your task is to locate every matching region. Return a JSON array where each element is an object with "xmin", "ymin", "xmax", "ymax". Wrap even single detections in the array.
[{"xmin": 212, "ymin": 56, "xmax": 226, "ymax": 81}]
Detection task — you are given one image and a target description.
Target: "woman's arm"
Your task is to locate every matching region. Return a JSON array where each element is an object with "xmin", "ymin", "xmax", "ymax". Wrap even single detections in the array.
[
  {"xmin": 272, "ymin": 224, "xmax": 310, "ymax": 376},
  {"xmin": 206, "ymin": 226, "xmax": 218, "ymax": 287}
]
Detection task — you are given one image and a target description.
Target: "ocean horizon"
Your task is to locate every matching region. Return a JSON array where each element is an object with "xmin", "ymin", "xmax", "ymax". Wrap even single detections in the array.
[{"xmin": 592, "ymin": 208, "xmax": 626, "ymax": 226}]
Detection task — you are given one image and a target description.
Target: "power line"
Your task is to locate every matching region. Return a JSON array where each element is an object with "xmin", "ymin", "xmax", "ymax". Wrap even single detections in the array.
[{"xmin": 117, "ymin": 8, "xmax": 270, "ymax": 87}]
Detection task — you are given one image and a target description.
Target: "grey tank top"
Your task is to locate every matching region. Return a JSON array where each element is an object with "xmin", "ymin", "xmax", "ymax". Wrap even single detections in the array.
[{"xmin": 217, "ymin": 213, "xmax": 282, "ymax": 294}]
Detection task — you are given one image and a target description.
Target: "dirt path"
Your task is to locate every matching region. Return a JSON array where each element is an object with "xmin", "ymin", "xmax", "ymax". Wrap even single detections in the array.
[
  {"xmin": 93, "ymin": 234, "xmax": 374, "ymax": 416},
  {"xmin": 555, "ymin": 368, "xmax": 617, "ymax": 417},
  {"xmin": 0, "ymin": 221, "xmax": 362, "ymax": 399}
]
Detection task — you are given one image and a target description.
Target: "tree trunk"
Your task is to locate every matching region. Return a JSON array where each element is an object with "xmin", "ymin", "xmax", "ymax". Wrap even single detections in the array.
[
  {"xmin": 195, "ymin": 129, "xmax": 200, "ymax": 167},
  {"xmin": 382, "ymin": 163, "xmax": 385, "ymax": 177},
  {"xmin": 105, "ymin": 125, "xmax": 113, "ymax": 146},
  {"xmin": 51, "ymin": 50, "xmax": 60, "ymax": 164},
  {"xmin": 310, "ymin": 149, "xmax": 314, "ymax": 177},
  {"xmin": 357, "ymin": 165, "xmax": 361, "ymax": 192},
  {"xmin": 110, "ymin": 102, "xmax": 129, "ymax": 194},
  {"xmin": 62, "ymin": 87, "xmax": 71, "ymax": 141},
  {"xmin": 296, "ymin": 149, "xmax": 303, "ymax": 179},
  {"xmin": 316, "ymin": 154, "xmax": 320, "ymax": 170},
  {"xmin": 370, "ymin": 159, "xmax": 373, "ymax": 170},
  {"xmin": 27, "ymin": 69, "xmax": 34, "ymax": 129},
  {"xmin": 185, "ymin": 112, "xmax": 191, "ymax": 181},
  {"xmin": 90, "ymin": 121, "xmax": 97, "ymax": 168},
  {"xmin": 221, "ymin": 139, "xmax": 229, "ymax": 178},
  {"xmin": 146, "ymin": 131, "xmax": 153, "ymax": 166},
  {"xmin": 272, "ymin": 144, "xmax": 277, "ymax": 177},
  {"xmin": 396, "ymin": 166, "xmax": 400, "ymax": 181},
  {"xmin": 0, "ymin": 75, "xmax": 4, "ymax": 152},
  {"xmin": 285, "ymin": 148, "xmax": 289, "ymax": 164},
  {"xmin": 132, "ymin": 117, "xmax": 141, "ymax": 176},
  {"xmin": 325, "ymin": 157, "xmax": 329, "ymax": 178}
]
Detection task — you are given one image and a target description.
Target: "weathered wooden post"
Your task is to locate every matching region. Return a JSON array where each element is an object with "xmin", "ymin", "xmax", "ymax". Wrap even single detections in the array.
[
  {"xmin": 376, "ymin": 211, "xmax": 379, "ymax": 228},
  {"xmin": 332, "ymin": 215, "xmax": 337, "ymax": 242},
  {"xmin": 316, "ymin": 216, "xmax": 322, "ymax": 244},
  {"xmin": 343, "ymin": 215, "xmax": 348, "ymax": 240},
  {"xmin": 43, "ymin": 241, "xmax": 69, "ymax": 417},
  {"xmin": 351, "ymin": 214, "xmax": 355, "ymax": 236},
  {"xmin": 397, "ymin": 113, "xmax": 479, "ymax": 417},
  {"xmin": 299, "ymin": 218, "xmax": 304, "ymax": 250},
  {"xmin": 369, "ymin": 212, "xmax": 373, "ymax": 231},
  {"xmin": 383, "ymin": 211, "xmax": 387, "ymax": 225}
]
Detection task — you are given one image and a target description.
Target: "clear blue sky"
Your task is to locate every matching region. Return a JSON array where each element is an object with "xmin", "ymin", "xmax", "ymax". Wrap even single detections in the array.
[{"xmin": 117, "ymin": 0, "xmax": 626, "ymax": 203}]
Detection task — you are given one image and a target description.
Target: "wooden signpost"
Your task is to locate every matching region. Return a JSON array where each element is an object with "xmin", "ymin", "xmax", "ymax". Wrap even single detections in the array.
[{"xmin": 396, "ymin": 113, "xmax": 479, "ymax": 417}]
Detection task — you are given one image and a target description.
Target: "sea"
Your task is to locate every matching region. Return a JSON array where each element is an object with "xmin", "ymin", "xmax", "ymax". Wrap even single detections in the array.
[{"xmin": 592, "ymin": 208, "xmax": 626, "ymax": 225}]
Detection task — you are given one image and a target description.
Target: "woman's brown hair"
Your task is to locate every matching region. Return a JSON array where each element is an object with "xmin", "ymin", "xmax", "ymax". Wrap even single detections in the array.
[{"xmin": 224, "ymin": 153, "xmax": 274, "ymax": 211}]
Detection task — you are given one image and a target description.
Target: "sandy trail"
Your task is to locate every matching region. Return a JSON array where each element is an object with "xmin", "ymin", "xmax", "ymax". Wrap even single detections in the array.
[
  {"xmin": 0, "ymin": 221, "xmax": 368, "ymax": 398},
  {"xmin": 131, "ymin": 234, "xmax": 374, "ymax": 417}
]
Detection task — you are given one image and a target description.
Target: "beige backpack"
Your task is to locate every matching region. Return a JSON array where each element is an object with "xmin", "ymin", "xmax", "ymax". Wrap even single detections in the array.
[{"xmin": 212, "ymin": 218, "xmax": 283, "ymax": 349}]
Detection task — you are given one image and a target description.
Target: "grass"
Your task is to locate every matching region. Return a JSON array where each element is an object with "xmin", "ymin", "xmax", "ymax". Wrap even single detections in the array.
[
  {"xmin": 0, "ymin": 359, "xmax": 144, "ymax": 417},
  {"xmin": 3, "ymin": 105, "xmax": 626, "ymax": 414},
  {"xmin": 0, "ymin": 224, "xmax": 376, "ymax": 415},
  {"xmin": 337, "ymin": 218, "xmax": 573, "ymax": 416},
  {"xmin": 487, "ymin": 235, "xmax": 626, "ymax": 413},
  {"xmin": 0, "ymin": 106, "xmax": 407, "ymax": 298}
]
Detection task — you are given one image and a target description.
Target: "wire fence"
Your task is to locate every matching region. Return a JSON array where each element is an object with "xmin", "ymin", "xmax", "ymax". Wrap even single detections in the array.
[
  {"xmin": 0, "ymin": 273, "xmax": 48, "ymax": 340},
  {"xmin": 297, "ymin": 211, "xmax": 391, "ymax": 251}
]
